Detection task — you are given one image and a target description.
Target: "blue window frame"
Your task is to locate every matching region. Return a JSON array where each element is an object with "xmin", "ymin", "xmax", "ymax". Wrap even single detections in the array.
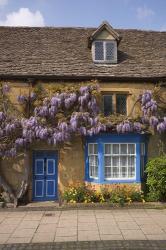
[{"xmin": 85, "ymin": 133, "xmax": 148, "ymax": 184}]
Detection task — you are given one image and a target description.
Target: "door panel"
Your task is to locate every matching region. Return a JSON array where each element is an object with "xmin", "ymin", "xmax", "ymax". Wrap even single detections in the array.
[
  {"xmin": 33, "ymin": 151, "xmax": 58, "ymax": 201},
  {"xmin": 35, "ymin": 159, "xmax": 44, "ymax": 175},
  {"xmin": 46, "ymin": 180, "xmax": 55, "ymax": 197},
  {"xmin": 35, "ymin": 180, "xmax": 44, "ymax": 197},
  {"xmin": 46, "ymin": 159, "xmax": 55, "ymax": 175}
]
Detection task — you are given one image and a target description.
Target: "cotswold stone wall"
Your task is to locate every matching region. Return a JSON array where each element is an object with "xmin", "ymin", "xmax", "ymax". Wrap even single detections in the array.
[{"xmin": 1, "ymin": 80, "xmax": 165, "ymax": 202}]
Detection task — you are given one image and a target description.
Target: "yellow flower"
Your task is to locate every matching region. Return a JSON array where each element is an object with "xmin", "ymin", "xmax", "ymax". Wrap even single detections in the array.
[{"xmin": 142, "ymin": 199, "xmax": 146, "ymax": 203}]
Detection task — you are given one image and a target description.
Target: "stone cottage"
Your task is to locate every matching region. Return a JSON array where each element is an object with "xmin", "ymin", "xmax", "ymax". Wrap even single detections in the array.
[{"xmin": 0, "ymin": 21, "xmax": 166, "ymax": 202}]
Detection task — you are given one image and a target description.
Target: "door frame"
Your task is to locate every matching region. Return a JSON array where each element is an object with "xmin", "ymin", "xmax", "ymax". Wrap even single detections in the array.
[{"xmin": 32, "ymin": 150, "xmax": 58, "ymax": 202}]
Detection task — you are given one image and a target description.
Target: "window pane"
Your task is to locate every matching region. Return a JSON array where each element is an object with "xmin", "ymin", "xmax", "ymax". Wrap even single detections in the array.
[
  {"xmin": 90, "ymin": 165, "xmax": 98, "ymax": 178},
  {"xmin": 105, "ymin": 42, "xmax": 115, "ymax": 61},
  {"xmin": 128, "ymin": 156, "xmax": 135, "ymax": 166},
  {"xmin": 112, "ymin": 144, "xmax": 119, "ymax": 154},
  {"xmin": 103, "ymin": 95, "xmax": 113, "ymax": 116},
  {"xmin": 128, "ymin": 167, "xmax": 135, "ymax": 177},
  {"xmin": 120, "ymin": 156, "xmax": 127, "ymax": 166},
  {"xmin": 116, "ymin": 94, "xmax": 127, "ymax": 115},
  {"xmin": 88, "ymin": 144, "xmax": 98, "ymax": 178},
  {"xmin": 120, "ymin": 167, "xmax": 127, "ymax": 178},
  {"xmin": 89, "ymin": 155, "xmax": 97, "ymax": 166},
  {"xmin": 120, "ymin": 144, "xmax": 127, "ymax": 154},
  {"xmin": 105, "ymin": 144, "xmax": 111, "ymax": 154},
  {"xmin": 88, "ymin": 144, "xmax": 98, "ymax": 155},
  {"xmin": 94, "ymin": 144, "xmax": 98, "ymax": 154},
  {"xmin": 112, "ymin": 156, "xmax": 119, "ymax": 166},
  {"xmin": 88, "ymin": 144, "xmax": 93, "ymax": 154},
  {"xmin": 89, "ymin": 155, "xmax": 98, "ymax": 178},
  {"xmin": 105, "ymin": 156, "xmax": 111, "ymax": 166},
  {"xmin": 95, "ymin": 41, "xmax": 104, "ymax": 60},
  {"xmin": 112, "ymin": 167, "xmax": 119, "ymax": 178},
  {"xmin": 105, "ymin": 167, "xmax": 111, "ymax": 178},
  {"xmin": 128, "ymin": 144, "xmax": 135, "ymax": 154}
]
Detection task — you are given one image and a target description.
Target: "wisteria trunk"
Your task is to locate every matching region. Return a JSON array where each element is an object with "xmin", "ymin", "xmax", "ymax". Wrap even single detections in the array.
[
  {"xmin": 16, "ymin": 150, "xmax": 30, "ymax": 201},
  {"xmin": 0, "ymin": 168, "xmax": 18, "ymax": 207}
]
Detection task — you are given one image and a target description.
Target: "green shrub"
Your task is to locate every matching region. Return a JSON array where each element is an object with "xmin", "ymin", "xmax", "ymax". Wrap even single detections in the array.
[
  {"xmin": 130, "ymin": 190, "xmax": 143, "ymax": 202},
  {"xmin": 145, "ymin": 156, "xmax": 166, "ymax": 201}
]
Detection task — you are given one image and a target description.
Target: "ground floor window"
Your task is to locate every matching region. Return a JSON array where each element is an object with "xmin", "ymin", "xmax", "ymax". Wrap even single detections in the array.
[{"xmin": 85, "ymin": 134, "xmax": 147, "ymax": 183}]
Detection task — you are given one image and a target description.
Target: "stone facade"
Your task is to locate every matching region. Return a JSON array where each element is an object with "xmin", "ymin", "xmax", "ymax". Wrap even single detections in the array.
[{"xmin": 1, "ymin": 80, "xmax": 166, "ymax": 202}]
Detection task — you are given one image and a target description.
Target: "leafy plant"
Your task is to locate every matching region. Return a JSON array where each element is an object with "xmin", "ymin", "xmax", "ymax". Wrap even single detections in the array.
[
  {"xmin": 62, "ymin": 184, "xmax": 145, "ymax": 205},
  {"xmin": 145, "ymin": 156, "xmax": 166, "ymax": 201}
]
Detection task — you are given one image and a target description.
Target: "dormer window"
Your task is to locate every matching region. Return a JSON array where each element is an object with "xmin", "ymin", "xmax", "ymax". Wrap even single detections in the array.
[
  {"xmin": 93, "ymin": 40, "xmax": 117, "ymax": 63},
  {"xmin": 89, "ymin": 21, "xmax": 121, "ymax": 65}
]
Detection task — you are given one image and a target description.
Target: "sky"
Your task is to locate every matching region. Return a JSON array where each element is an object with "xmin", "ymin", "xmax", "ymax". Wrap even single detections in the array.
[{"xmin": 0, "ymin": 0, "xmax": 165, "ymax": 31}]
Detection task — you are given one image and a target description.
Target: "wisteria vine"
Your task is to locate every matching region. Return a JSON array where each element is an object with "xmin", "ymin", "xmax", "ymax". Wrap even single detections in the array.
[{"xmin": 0, "ymin": 83, "xmax": 166, "ymax": 158}]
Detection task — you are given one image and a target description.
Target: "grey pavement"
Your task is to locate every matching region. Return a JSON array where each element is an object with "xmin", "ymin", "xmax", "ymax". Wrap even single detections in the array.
[{"xmin": 0, "ymin": 209, "xmax": 165, "ymax": 245}]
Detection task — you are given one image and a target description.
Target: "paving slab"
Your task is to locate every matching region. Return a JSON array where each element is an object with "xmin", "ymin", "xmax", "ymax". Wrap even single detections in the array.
[
  {"xmin": 32, "ymin": 232, "xmax": 55, "ymax": 243},
  {"xmin": 0, "ymin": 234, "xmax": 10, "ymax": 244},
  {"xmin": 78, "ymin": 230, "xmax": 100, "ymax": 241},
  {"xmin": 117, "ymin": 221, "xmax": 140, "ymax": 230},
  {"xmin": 11, "ymin": 228, "xmax": 36, "ymax": 238},
  {"xmin": 6, "ymin": 212, "xmax": 26, "ymax": 218},
  {"xmin": 1, "ymin": 217, "xmax": 23, "ymax": 225},
  {"xmin": 17, "ymin": 220, "xmax": 39, "ymax": 229},
  {"xmin": 58, "ymin": 220, "xmax": 77, "ymax": 228},
  {"xmin": 54, "ymin": 236, "xmax": 77, "ymax": 242},
  {"xmin": 78, "ymin": 216, "xmax": 96, "ymax": 223},
  {"xmin": 7, "ymin": 237, "xmax": 32, "ymax": 244},
  {"xmin": 56, "ymin": 228, "xmax": 77, "ymax": 237},
  {"xmin": 40, "ymin": 216, "xmax": 59, "ymax": 224},
  {"xmin": 146, "ymin": 234, "xmax": 166, "ymax": 240},
  {"xmin": 78, "ymin": 222, "xmax": 98, "ymax": 231},
  {"xmin": 100, "ymin": 234, "xmax": 124, "ymax": 240},
  {"xmin": 36, "ymin": 223, "xmax": 57, "ymax": 233},
  {"xmin": 0, "ymin": 225, "xmax": 17, "ymax": 234},
  {"xmin": 97, "ymin": 218, "xmax": 117, "ymax": 226},
  {"xmin": 99, "ymin": 226, "xmax": 121, "ymax": 235},
  {"xmin": 140, "ymin": 225, "xmax": 165, "ymax": 235},
  {"xmin": 121, "ymin": 229, "xmax": 147, "ymax": 240}
]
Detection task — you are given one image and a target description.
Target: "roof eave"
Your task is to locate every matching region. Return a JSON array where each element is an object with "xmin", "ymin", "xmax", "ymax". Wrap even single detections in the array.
[{"xmin": 0, "ymin": 74, "xmax": 166, "ymax": 83}]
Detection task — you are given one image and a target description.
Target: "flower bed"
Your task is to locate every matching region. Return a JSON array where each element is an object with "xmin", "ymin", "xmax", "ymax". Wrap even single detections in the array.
[{"xmin": 62, "ymin": 184, "xmax": 145, "ymax": 206}]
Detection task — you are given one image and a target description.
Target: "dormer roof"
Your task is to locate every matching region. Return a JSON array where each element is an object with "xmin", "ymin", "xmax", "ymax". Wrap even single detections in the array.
[{"xmin": 89, "ymin": 21, "xmax": 121, "ymax": 47}]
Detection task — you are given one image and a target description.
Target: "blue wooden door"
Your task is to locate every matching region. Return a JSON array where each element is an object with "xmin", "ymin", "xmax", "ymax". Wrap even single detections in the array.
[{"xmin": 33, "ymin": 151, "xmax": 58, "ymax": 201}]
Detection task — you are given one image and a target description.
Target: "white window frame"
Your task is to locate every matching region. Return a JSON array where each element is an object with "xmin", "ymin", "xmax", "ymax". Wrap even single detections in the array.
[
  {"xmin": 104, "ymin": 143, "xmax": 136, "ymax": 180},
  {"xmin": 88, "ymin": 143, "xmax": 98, "ymax": 179},
  {"xmin": 92, "ymin": 40, "xmax": 117, "ymax": 64}
]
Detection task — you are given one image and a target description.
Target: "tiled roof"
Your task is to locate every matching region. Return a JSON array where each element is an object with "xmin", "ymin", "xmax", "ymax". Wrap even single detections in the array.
[{"xmin": 0, "ymin": 26, "xmax": 165, "ymax": 80}]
